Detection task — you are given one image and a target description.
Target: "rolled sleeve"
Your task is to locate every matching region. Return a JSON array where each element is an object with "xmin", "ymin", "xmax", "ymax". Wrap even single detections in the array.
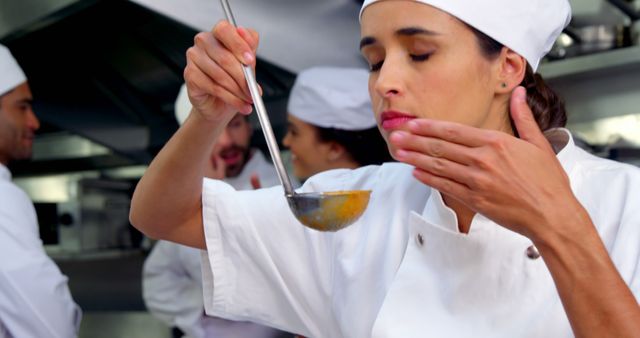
[{"xmin": 200, "ymin": 177, "xmax": 341, "ymax": 336}]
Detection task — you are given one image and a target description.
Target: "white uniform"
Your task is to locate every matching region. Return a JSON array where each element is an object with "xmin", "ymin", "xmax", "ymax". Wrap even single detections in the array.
[
  {"xmin": 143, "ymin": 150, "xmax": 286, "ymax": 338},
  {"xmin": 0, "ymin": 164, "xmax": 81, "ymax": 338},
  {"xmin": 199, "ymin": 129, "xmax": 640, "ymax": 337}
]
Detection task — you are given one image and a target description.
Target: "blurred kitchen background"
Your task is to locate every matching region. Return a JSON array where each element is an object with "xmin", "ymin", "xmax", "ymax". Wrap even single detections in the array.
[{"xmin": 1, "ymin": 0, "xmax": 640, "ymax": 337}]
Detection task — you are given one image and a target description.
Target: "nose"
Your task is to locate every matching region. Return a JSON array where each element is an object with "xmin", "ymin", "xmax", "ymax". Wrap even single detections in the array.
[
  {"xmin": 282, "ymin": 130, "xmax": 291, "ymax": 148},
  {"xmin": 216, "ymin": 128, "xmax": 232, "ymax": 149},
  {"xmin": 373, "ymin": 57, "xmax": 403, "ymax": 99},
  {"xmin": 27, "ymin": 108, "xmax": 40, "ymax": 131}
]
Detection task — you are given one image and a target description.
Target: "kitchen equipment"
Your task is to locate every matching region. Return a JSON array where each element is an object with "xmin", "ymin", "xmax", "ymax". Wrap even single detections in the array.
[
  {"xmin": 548, "ymin": 23, "xmax": 633, "ymax": 60},
  {"xmin": 218, "ymin": 0, "xmax": 371, "ymax": 232},
  {"xmin": 606, "ymin": 0, "xmax": 640, "ymax": 22}
]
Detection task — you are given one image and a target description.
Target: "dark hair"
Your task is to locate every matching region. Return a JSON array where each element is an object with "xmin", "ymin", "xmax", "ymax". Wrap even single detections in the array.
[
  {"xmin": 468, "ymin": 25, "xmax": 567, "ymax": 132},
  {"xmin": 316, "ymin": 126, "xmax": 394, "ymax": 166}
]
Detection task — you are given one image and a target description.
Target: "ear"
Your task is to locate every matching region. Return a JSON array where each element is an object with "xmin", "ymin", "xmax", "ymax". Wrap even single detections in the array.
[
  {"xmin": 326, "ymin": 141, "xmax": 347, "ymax": 162},
  {"xmin": 495, "ymin": 48, "xmax": 527, "ymax": 94}
]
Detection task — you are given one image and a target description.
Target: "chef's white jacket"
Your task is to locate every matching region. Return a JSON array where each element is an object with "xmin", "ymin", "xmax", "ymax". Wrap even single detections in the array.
[
  {"xmin": 143, "ymin": 150, "xmax": 286, "ymax": 338},
  {"xmin": 0, "ymin": 164, "xmax": 81, "ymax": 338},
  {"xmin": 199, "ymin": 129, "xmax": 640, "ymax": 337}
]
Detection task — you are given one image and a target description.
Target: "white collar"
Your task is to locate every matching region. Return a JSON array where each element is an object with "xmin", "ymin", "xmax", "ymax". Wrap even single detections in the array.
[
  {"xmin": 223, "ymin": 149, "xmax": 268, "ymax": 188},
  {"xmin": 239, "ymin": 149, "xmax": 267, "ymax": 177},
  {"xmin": 545, "ymin": 127, "xmax": 578, "ymax": 174},
  {"xmin": 0, "ymin": 163, "xmax": 11, "ymax": 182}
]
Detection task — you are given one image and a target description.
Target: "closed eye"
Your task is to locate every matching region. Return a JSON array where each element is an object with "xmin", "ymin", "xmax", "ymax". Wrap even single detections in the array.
[
  {"xmin": 369, "ymin": 60, "xmax": 384, "ymax": 72},
  {"xmin": 411, "ymin": 53, "xmax": 431, "ymax": 61}
]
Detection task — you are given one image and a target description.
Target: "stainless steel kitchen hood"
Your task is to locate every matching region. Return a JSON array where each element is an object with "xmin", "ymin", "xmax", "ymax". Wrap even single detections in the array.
[{"xmin": 2, "ymin": 0, "xmax": 296, "ymax": 177}]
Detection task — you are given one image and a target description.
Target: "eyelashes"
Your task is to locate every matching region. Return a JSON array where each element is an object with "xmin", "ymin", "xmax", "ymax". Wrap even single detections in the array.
[
  {"xmin": 410, "ymin": 53, "xmax": 431, "ymax": 61},
  {"xmin": 368, "ymin": 53, "xmax": 432, "ymax": 72},
  {"xmin": 369, "ymin": 61, "xmax": 383, "ymax": 72}
]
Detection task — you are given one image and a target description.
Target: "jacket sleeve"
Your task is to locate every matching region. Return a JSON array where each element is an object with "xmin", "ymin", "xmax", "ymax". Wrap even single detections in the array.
[
  {"xmin": 0, "ymin": 256, "xmax": 81, "ymax": 338},
  {"xmin": 142, "ymin": 241, "xmax": 205, "ymax": 336},
  {"xmin": 0, "ymin": 184, "xmax": 81, "ymax": 338},
  {"xmin": 200, "ymin": 166, "xmax": 380, "ymax": 337}
]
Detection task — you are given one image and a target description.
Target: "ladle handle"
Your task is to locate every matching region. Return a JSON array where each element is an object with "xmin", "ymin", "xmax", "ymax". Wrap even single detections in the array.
[{"xmin": 219, "ymin": 0, "xmax": 295, "ymax": 196}]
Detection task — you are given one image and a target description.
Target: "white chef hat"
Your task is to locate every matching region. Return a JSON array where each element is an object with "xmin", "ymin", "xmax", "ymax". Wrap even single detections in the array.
[
  {"xmin": 0, "ymin": 44, "xmax": 27, "ymax": 96},
  {"xmin": 174, "ymin": 83, "xmax": 190, "ymax": 125},
  {"xmin": 360, "ymin": 0, "xmax": 571, "ymax": 71},
  {"xmin": 288, "ymin": 67, "xmax": 376, "ymax": 131}
]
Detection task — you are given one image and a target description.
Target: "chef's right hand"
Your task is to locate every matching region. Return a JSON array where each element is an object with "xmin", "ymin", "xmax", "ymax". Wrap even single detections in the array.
[{"xmin": 184, "ymin": 20, "xmax": 259, "ymax": 122}]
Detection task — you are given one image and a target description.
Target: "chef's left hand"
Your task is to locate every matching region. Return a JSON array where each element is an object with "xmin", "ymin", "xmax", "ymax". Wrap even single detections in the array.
[
  {"xmin": 390, "ymin": 86, "xmax": 585, "ymax": 242},
  {"xmin": 250, "ymin": 173, "xmax": 262, "ymax": 190}
]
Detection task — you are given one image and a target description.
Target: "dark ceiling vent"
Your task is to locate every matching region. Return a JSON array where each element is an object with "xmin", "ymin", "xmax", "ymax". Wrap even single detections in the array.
[{"xmin": 2, "ymin": 0, "xmax": 295, "ymax": 176}]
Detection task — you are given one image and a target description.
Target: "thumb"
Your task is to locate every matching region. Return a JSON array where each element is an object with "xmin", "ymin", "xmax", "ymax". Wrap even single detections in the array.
[
  {"xmin": 250, "ymin": 173, "xmax": 262, "ymax": 190},
  {"xmin": 510, "ymin": 86, "xmax": 554, "ymax": 154}
]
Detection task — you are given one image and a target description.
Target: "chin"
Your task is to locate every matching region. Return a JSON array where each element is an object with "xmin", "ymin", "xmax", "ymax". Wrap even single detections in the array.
[
  {"xmin": 293, "ymin": 167, "xmax": 310, "ymax": 181},
  {"xmin": 225, "ymin": 166, "xmax": 243, "ymax": 178}
]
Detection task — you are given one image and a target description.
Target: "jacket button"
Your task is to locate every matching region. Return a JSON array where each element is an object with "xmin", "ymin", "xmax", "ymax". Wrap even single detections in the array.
[
  {"xmin": 526, "ymin": 245, "xmax": 540, "ymax": 259},
  {"xmin": 416, "ymin": 233, "xmax": 424, "ymax": 246}
]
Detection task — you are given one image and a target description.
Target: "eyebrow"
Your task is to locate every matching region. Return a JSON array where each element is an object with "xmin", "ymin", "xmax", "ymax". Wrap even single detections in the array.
[
  {"xmin": 360, "ymin": 26, "xmax": 441, "ymax": 50},
  {"xmin": 286, "ymin": 122, "xmax": 298, "ymax": 131}
]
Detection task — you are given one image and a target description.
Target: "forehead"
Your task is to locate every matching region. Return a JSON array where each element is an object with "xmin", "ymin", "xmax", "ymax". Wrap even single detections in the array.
[
  {"xmin": 1, "ymin": 83, "xmax": 32, "ymax": 103},
  {"xmin": 287, "ymin": 114, "xmax": 315, "ymax": 128}
]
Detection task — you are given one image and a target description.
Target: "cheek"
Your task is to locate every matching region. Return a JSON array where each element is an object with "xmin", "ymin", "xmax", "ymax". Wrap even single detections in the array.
[
  {"xmin": 287, "ymin": 137, "xmax": 302, "ymax": 155},
  {"xmin": 413, "ymin": 65, "xmax": 488, "ymax": 124},
  {"xmin": 230, "ymin": 130, "xmax": 248, "ymax": 147}
]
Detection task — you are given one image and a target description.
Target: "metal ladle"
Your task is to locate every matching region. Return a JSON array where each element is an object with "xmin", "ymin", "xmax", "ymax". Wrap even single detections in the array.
[{"xmin": 219, "ymin": 0, "xmax": 371, "ymax": 231}]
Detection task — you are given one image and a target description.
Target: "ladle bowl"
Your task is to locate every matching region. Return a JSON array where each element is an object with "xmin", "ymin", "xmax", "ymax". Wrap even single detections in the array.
[{"xmin": 287, "ymin": 191, "xmax": 371, "ymax": 231}]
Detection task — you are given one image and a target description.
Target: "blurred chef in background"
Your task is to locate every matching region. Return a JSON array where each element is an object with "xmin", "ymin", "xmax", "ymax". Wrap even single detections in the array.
[
  {"xmin": 0, "ymin": 44, "xmax": 81, "ymax": 338},
  {"xmin": 142, "ymin": 84, "xmax": 286, "ymax": 338},
  {"xmin": 282, "ymin": 66, "xmax": 393, "ymax": 181}
]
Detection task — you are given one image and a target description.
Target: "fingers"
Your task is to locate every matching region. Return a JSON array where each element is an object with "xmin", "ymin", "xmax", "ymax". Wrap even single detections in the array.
[
  {"xmin": 184, "ymin": 56, "xmax": 252, "ymax": 114},
  {"xmin": 395, "ymin": 148, "xmax": 475, "ymax": 187},
  {"xmin": 184, "ymin": 20, "xmax": 261, "ymax": 117},
  {"xmin": 250, "ymin": 173, "xmax": 261, "ymax": 190},
  {"xmin": 390, "ymin": 130, "xmax": 477, "ymax": 166},
  {"xmin": 189, "ymin": 34, "xmax": 252, "ymax": 103},
  {"xmin": 212, "ymin": 20, "xmax": 255, "ymax": 66},
  {"xmin": 237, "ymin": 27, "xmax": 260, "ymax": 53},
  {"xmin": 413, "ymin": 168, "xmax": 470, "ymax": 201},
  {"xmin": 510, "ymin": 86, "xmax": 554, "ymax": 154},
  {"xmin": 405, "ymin": 119, "xmax": 490, "ymax": 148},
  {"xmin": 196, "ymin": 27, "xmax": 252, "ymax": 102}
]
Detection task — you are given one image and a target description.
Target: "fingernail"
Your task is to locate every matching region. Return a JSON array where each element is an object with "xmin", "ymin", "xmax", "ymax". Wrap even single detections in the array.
[
  {"xmin": 393, "ymin": 131, "xmax": 407, "ymax": 139},
  {"xmin": 407, "ymin": 120, "xmax": 420, "ymax": 129},
  {"xmin": 243, "ymin": 104, "xmax": 253, "ymax": 114},
  {"xmin": 389, "ymin": 131, "xmax": 405, "ymax": 143},
  {"xmin": 243, "ymin": 52, "xmax": 254, "ymax": 64}
]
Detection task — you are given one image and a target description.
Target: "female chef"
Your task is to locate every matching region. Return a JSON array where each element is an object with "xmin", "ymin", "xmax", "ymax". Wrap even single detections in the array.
[
  {"xmin": 130, "ymin": 0, "xmax": 640, "ymax": 337},
  {"xmin": 283, "ymin": 66, "xmax": 392, "ymax": 181}
]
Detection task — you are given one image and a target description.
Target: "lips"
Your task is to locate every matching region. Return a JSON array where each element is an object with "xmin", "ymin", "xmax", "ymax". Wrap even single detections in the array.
[
  {"xmin": 380, "ymin": 111, "xmax": 416, "ymax": 131},
  {"xmin": 220, "ymin": 151, "xmax": 241, "ymax": 165}
]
